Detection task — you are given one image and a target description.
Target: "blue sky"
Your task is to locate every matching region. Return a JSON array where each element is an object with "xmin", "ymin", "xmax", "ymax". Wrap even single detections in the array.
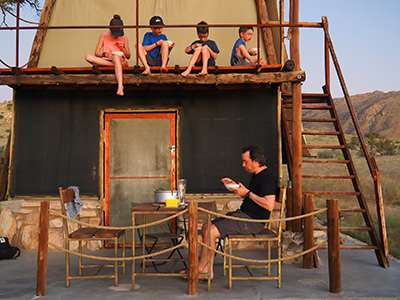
[{"xmin": 1, "ymin": 0, "xmax": 399, "ymax": 100}]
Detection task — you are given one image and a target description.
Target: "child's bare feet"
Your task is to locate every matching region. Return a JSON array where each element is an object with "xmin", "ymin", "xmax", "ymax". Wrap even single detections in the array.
[
  {"xmin": 116, "ymin": 87, "xmax": 124, "ymax": 96},
  {"xmin": 141, "ymin": 67, "xmax": 151, "ymax": 75},
  {"xmin": 197, "ymin": 71, "xmax": 208, "ymax": 76},
  {"xmin": 181, "ymin": 69, "xmax": 190, "ymax": 77}
]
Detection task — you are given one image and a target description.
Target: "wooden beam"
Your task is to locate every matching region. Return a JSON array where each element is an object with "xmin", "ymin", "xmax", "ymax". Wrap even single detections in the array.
[
  {"xmin": 28, "ymin": 0, "xmax": 57, "ymax": 68},
  {"xmin": 0, "ymin": 71, "xmax": 305, "ymax": 87},
  {"xmin": 36, "ymin": 201, "xmax": 49, "ymax": 296},
  {"xmin": 0, "ymin": 134, "xmax": 10, "ymax": 201},
  {"xmin": 303, "ymin": 194, "xmax": 314, "ymax": 269},
  {"xmin": 188, "ymin": 201, "xmax": 198, "ymax": 295},
  {"xmin": 257, "ymin": 0, "xmax": 278, "ymax": 64}
]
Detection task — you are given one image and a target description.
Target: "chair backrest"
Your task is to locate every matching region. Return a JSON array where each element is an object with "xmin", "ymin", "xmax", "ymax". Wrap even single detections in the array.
[
  {"xmin": 58, "ymin": 187, "xmax": 80, "ymax": 236},
  {"xmin": 276, "ymin": 186, "xmax": 287, "ymax": 236}
]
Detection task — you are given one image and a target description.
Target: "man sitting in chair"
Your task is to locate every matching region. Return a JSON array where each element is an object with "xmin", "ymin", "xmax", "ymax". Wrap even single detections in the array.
[{"xmin": 199, "ymin": 145, "xmax": 277, "ymax": 279}]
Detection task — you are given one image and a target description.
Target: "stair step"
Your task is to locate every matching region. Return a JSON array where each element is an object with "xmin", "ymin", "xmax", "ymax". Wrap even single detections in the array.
[
  {"xmin": 302, "ymin": 145, "xmax": 345, "ymax": 149},
  {"xmin": 340, "ymin": 209, "xmax": 367, "ymax": 213},
  {"xmin": 300, "ymin": 131, "xmax": 340, "ymax": 135},
  {"xmin": 303, "ymin": 159, "xmax": 350, "ymax": 164},
  {"xmin": 303, "ymin": 175, "xmax": 355, "ymax": 179},
  {"xmin": 303, "ymin": 191, "xmax": 360, "ymax": 196},
  {"xmin": 314, "ymin": 226, "xmax": 372, "ymax": 232},
  {"xmin": 285, "ymin": 117, "xmax": 336, "ymax": 122},
  {"xmin": 282, "ymin": 92, "xmax": 329, "ymax": 100},
  {"xmin": 282, "ymin": 104, "xmax": 333, "ymax": 110}
]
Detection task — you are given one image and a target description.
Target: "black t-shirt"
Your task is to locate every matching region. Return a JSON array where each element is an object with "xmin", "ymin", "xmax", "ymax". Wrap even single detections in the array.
[{"xmin": 240, "ymin": 168, "xmax": 277, "ymax": 219}]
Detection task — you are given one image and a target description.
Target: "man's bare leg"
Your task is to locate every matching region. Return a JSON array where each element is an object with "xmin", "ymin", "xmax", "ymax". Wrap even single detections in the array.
[{"xmin": 198, "ymin": 223, "xmax": 220, "ymax": 279}]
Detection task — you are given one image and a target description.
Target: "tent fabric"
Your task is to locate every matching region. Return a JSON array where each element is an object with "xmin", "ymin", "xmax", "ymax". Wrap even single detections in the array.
[{"xmin": 37, "ymin": 0, "xmax": 280, "ymax": 68}]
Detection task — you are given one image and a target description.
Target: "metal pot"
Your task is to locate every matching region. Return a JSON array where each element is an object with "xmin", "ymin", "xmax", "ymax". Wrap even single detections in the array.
[{"xmin": 154, "ymin": 190, "xmax": 179, "ymax": 204}]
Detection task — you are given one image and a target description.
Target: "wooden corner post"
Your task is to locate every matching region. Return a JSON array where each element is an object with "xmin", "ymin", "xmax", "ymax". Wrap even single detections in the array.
[
  {"xmin": 36, "ymin": 201, "xmax": 49, "ymax": 296},
  {"xmin": 303, "ymin": 194, "xmax": 314, "ymax": 269},
  {"xmin": 290, "ymin": 0, "xmax": 303, "ymax": 232},
  {"xmin": 327, "ymin": 199, "xmax": 341, "ymax": 293},
  {"xmin": 188, "ymin": 201, "xmax": 198, "ymax": 295}
]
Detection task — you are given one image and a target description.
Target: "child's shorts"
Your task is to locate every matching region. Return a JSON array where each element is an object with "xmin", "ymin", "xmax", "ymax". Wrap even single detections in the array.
[{"xmin": 232, "ymin": 54, "xmax": 252, "ymax": 66}]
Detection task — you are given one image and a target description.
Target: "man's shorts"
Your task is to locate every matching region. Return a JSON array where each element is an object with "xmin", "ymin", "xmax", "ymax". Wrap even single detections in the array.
[
  {"xmin": 212, "ymin": 209, "xmax": 265, "ymax": 239},
  {"xmin": 232, "ymin": 54, "xmax": 252, "ymax": 66}
]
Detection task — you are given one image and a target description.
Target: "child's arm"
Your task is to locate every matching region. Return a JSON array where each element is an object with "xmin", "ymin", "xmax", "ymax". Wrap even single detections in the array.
[
  {"xmin": 237, "ymin": 44, "xmax": 257, "ymax": 64},
  {"xmin": 94, "ymin": 34, "xmax": 105, "ymax": 57}
]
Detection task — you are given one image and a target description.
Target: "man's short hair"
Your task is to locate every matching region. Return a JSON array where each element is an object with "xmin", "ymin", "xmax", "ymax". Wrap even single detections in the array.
[
  {"xmin": 241, "ymin": 145, "xmax": 267, "ymax": 166},
  {"xmin": 197, "ymin": 21, "xmax": 209, "ymax": 35},
  {"xmin": 239, "ymin": 26, "xmax": 254, "ymax": 36}
]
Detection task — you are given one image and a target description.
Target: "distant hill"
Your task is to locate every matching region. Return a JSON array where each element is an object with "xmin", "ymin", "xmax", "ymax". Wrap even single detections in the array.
[{"xmin": 303, "ymin": 90, "xmax": 400, "ymax": 140}]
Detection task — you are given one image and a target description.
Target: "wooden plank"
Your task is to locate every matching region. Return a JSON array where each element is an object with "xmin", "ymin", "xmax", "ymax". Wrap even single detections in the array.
[
  {"xmin": 257, "ymin": 0, "xmax": 278, "ymax": 65},
  {"xmin": 327, "ymin": 199, "xmax": 341, "ymax": 293},
  {"xmin": 188, "ymin": 201, "xmax": 198, "ymax": 296},
  {"xmin": 303, "ymin": 194, "xmax": 314, "ymax": 269},
  {"xmin": 0, "ymin": 71, "xmax": 305, "ymax": 86},
  {"xmin": 36, "ymin": 201, "xmax": 49, "ymax": 296},
  {"xmin": 28, "ymin": 0, "xmax": 57, "ymax": 68}
]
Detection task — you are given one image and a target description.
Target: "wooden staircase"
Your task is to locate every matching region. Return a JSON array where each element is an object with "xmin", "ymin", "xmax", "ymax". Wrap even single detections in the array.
[{"xmin": 281, "ymin": 88, "xmax": 389, "ymax": 268}]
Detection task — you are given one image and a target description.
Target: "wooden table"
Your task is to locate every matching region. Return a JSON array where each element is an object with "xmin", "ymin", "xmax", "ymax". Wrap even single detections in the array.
[{"xmin": 131, "ymin": 203, "xmax": 188, "ymax": 289}]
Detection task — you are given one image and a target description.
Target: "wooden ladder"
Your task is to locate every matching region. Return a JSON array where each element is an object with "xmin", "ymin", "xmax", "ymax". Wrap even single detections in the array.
[{"xmin": 281, "ymin": 89, "xmax": 389, "ymax": 268}]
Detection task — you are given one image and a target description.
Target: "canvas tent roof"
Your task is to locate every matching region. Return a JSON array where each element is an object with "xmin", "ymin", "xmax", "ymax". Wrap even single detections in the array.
[{"xmin": 34, "ymin": 0, "xmax": 281, "ymax": 68}]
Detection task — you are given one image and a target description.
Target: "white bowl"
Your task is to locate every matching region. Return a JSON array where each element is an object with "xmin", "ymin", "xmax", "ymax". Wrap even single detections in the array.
[
  {"xmin": 250, "ymin": 47, "xmax": 259, "ymax": 54},
  {"xmin": 167, "ymin": 40, "xmax": 174, "ymax": 47},
  {"xmin": 112, "ymin": 51, "xmax": 124, "ymax": 57},
  {"xmin": 193, "ymin": 46, "xmax": 202, "ymax": 51},
  {"xmin": 224, "ymin": 183, "xmax": 240, "ymax": 191}
]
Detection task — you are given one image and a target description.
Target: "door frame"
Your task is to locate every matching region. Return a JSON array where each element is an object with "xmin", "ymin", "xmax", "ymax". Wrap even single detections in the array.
[{"xmin": 100, "ymin": 108, "xmax": 180, "ymax": 227}]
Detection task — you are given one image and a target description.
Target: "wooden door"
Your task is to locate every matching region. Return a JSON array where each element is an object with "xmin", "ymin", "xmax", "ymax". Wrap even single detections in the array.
[{"xmin": 104, "ymin": 112, "xmax": 177, "ymax": 239}]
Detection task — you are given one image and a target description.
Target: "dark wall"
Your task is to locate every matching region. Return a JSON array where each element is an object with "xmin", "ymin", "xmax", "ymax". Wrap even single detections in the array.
[{"xmin": 11, "ymin": 87, "xmax": 278, "ymax": 196}]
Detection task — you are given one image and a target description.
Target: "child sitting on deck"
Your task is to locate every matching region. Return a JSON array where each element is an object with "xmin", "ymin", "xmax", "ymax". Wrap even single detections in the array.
[
  {"xmin": 230, "ymin": 26, "xmax": 265, "ymax": 66},
  {"xmin": 85, "ymin": 15, "xmax": 131, "ymax": 96},
  {"xmin": 181, "ymin": 21, "xmax": 219, "ymax": 77}
]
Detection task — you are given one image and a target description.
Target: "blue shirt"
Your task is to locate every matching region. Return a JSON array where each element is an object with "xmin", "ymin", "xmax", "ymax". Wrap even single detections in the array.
[
  {"xmin": 189, "ymin": 39, "xmax": 219, "ymax": 66},
  {"xmin": 230, "ymin": 38, "xmax": 246, "ymax": 66},
  {"xmin": 142, "ymin": 32, "xmax": 168, "ymax": 58}
]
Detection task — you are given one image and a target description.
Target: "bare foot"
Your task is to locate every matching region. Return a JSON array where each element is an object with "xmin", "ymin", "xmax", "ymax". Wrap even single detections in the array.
[
  {"xmin": 116, "ymin": 87, "xmax": 124, "ymax": 96},
  {"xmin": 141, "ymin": 67, "xmax": 151, "ymax": 75},
  {"xmin": 160, "ymin": 66, "xmax": 168, "ymax": 73},
  {"xmin": 181, "ymin": 70, "xmax": 190, "ymax": 77},
  {"xmin": 197, "ymin": 71, "xmax": 208, "ymax": 76}
]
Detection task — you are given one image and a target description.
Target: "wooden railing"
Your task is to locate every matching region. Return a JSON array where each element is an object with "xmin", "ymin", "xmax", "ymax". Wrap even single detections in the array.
[{"xmin": 322, "ymin": 16, "xmax": 389, "ymax": 267}]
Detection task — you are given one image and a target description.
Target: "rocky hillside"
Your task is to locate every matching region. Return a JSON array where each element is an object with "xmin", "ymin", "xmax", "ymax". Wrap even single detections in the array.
[
  {"xmin": 0, "ymin": 100, "xmax": 12, "ymax": 155},
  {"xmin": 303, "ymin": 90, "xmax": 400, "ymax": 140}
]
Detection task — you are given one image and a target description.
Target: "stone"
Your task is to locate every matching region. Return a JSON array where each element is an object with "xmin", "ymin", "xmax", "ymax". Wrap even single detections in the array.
[
  {"xmin": 0, "ymin": 209, "xmax": 17, "ymax": 242},
  {"xmin": 226, "ymin": 200, "xmax": 241, "ymax": 211},
  {"xmin": 48, "ymin": 229, "xmax": 63, "ymax": 250},
  {"xmin": 79, "ymin": 209, "xmax": 98, "ymax": 218},
  {"xmin": 49, "ymin": 217, "xmax": 63, "ymax": 228},
  {"xmin": 86, "ymin": 240, "xmax": 102, "ymax": 251},
  {"xmin": 20, "ymin": 224, "xmax": 39, "ymax": 249}
]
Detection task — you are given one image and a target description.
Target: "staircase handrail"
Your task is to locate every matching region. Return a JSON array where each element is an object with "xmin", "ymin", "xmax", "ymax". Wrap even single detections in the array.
[{"xmin": 322, "ymin": 16, "xmax": 389, "ymax": 267}]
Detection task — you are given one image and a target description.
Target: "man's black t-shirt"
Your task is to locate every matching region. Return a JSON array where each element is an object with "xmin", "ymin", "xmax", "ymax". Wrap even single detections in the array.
[{"xmin": 240, "ymin": 168, "xmax": 276, "ymax": 219}]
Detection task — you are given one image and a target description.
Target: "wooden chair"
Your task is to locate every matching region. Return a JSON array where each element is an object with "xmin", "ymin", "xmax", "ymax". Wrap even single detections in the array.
[
  {"xmin": 58, "ymin": 187, "xmax": 126, "ymax": 287},
  {"xmin": 223, "ymin": 186, "xmax": 286, "ymax": 289}
]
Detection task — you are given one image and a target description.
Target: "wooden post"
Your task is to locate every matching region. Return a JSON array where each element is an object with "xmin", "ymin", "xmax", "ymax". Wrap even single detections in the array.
[
  {"xmin": 327, "ymin": 199, "xmax": 341, "ymax": 293},
  {"xmin": 372, "ymin": 157, "xmax": 389, "ymax": 267},
  {"xmin": 324, "ymin": 17, "xmax": 330, "ymax": 92},
  {"xmin": 131, "ymin": 211, "xmax": 136, "ymax": 290},
  {"xmin": 188, "ymin": 201, "xmax": 198, "ymax": 296},
  {"xmin": 286, "ymin": 187, "xmax": 293, "ymax": 231},
  {"xmin": 290, "ymin": 0, "xmax": 303, "ymax": 232},
  {"xmin": 303, "ymin": 194, "xmax": 314, "ymax": 269},
  {"xmin": 36, "ymin": 201, "xmax": 49, "ymax": 296}
]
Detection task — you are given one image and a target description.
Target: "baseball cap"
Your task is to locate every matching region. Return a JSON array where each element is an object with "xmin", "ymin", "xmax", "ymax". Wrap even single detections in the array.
[
  {"xmin": 149, "ymin": 16, "xmax": 164, "ymax": 26},
  {"xmin": 110, "ymin": 15, "xmax": 124, "ymax": 37}
]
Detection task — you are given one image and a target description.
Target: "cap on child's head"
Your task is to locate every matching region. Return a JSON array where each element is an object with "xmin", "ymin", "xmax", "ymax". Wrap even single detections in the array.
[
  {"xmin": 149, "ymin": 16, "xmax": 164, "ymax": 26},
  {"xmin": 110, "ymin": 14, "xmax": 124, "ymax": 37}
]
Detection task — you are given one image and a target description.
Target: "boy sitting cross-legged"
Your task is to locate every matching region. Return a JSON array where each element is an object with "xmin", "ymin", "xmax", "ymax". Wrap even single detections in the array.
[
  {"xmin": 230, "ymin": 26, "xmax": 266, "ymax": 66},
  {"xmin": 181, "ymin": 21, "xmax": 219, "ymax": 77}
]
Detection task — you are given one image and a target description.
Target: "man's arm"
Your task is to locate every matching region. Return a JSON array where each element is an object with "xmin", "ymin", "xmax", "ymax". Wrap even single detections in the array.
[{"xmin": 234, "ymin": 183, "xmax": 275, "ymax": 212}]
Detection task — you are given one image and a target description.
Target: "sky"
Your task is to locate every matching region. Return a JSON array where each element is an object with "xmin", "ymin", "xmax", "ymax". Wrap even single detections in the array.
[{"xmin": 0, "ymin": 0, "xmax": 399, "ymax": 101}]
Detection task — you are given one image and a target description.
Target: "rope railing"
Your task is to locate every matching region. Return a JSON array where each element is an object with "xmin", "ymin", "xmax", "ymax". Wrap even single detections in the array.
[
  {"xmin": 198, "ymin": 206, "xmax": 327, "ymax": 223},
  {"xmin": 49, "ymin": 208, "xmax": 188, "ymax": 230},
  {"xmin": 198, "ymin": 239, "xmax": 327, "ymax": 264},
  {"xmin": 48, "ymin": 241, "xmax": 187, "ymax": 262}
]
